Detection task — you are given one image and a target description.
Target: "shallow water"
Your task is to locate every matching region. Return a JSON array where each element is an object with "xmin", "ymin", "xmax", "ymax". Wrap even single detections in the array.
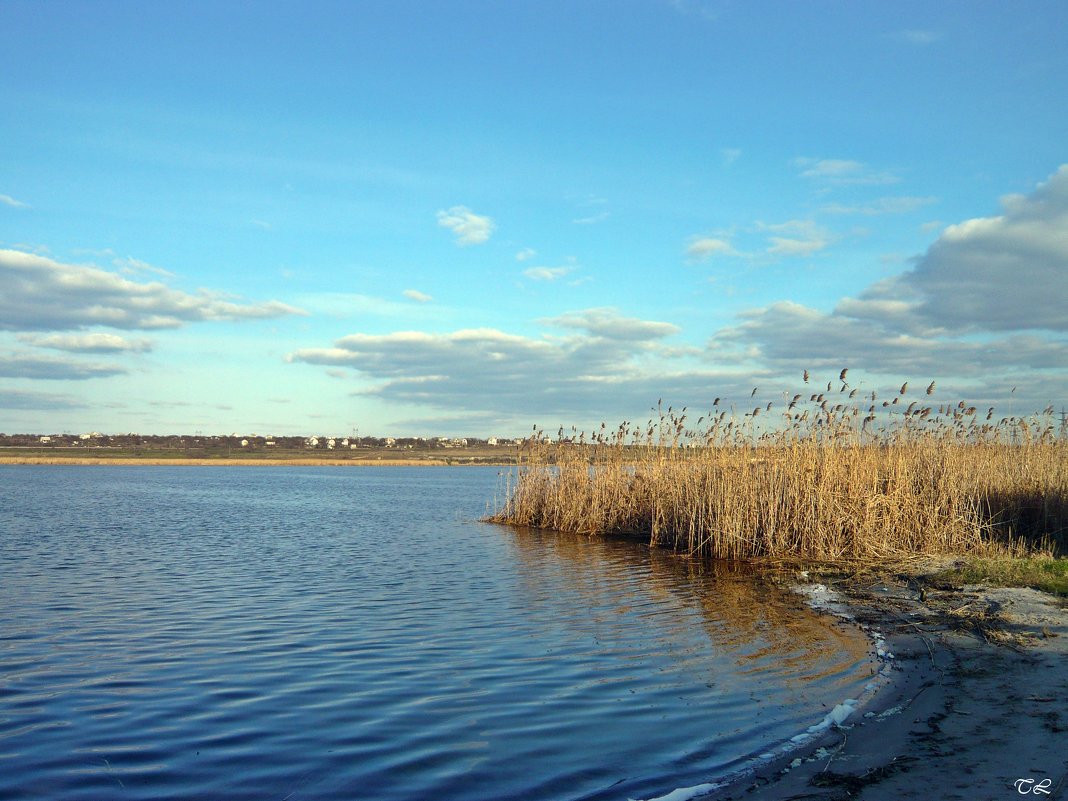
[{"xmin": 0, "ymin": 466, "xmax": 873, "ymax": 800}]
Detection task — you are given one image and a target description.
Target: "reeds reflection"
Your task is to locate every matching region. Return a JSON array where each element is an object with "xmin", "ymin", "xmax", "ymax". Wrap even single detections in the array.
[{"xmin": 496, "ymin": 525, "xmax": 871, "ymax": 695}]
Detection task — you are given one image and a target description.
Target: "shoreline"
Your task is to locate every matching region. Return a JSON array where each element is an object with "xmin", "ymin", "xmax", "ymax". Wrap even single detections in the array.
[
  {"xmin": 702, "ymin": 573, "xmax": 1068, "ymax": 800},
  {"xmin": 0, "ymin": 456, "xmax": 513, "ymax": 467}
]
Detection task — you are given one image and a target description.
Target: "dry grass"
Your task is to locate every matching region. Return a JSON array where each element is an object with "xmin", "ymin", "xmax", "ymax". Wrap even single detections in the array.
[{"xmin": 488, "ymin": 374, "xmax": 1068, "ymax": 560}]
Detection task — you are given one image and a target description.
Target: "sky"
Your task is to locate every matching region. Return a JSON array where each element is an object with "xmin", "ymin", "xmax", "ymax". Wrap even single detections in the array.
[{"xmin": 2, "ymin": 0, "xmax": 1066, "ymax": 437}]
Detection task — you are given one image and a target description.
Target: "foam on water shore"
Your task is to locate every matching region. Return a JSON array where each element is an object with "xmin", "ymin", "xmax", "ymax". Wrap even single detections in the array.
[{"xmin": 631, "ymin": 581, "xmax": 900, "ymax": 801}]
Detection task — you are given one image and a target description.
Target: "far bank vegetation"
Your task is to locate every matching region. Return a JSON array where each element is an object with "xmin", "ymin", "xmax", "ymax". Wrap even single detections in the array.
[{"xmin": 489, "ymin": 371, "xmax": 1067, "ymax": 560}]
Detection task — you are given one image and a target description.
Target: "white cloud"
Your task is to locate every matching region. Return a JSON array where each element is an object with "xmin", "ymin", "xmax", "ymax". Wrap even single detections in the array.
[
  {"xmin": 436, "ymin": 205, "xmax": 495, "ymax": 245},
  {"xmin": 523, "ymin": 266, "xmax": 573, "ymax": 281},
  {"xmin": 901, "ymin": 164, "xmax": 1068, "ymax": 332},
  {"xmin": 403, "ymin": 289, "xmax": 433, "ymax": 303},
  {"xmin": 112, "ymin": 256, "xmax": 175, "ymax": 278},
  {"xmin": 821, "ymin": 196, "xmax": 937, "ymax": 216},
  {"xmin": 547, "ymin": 308, "xmax": 680, "ymax": 341},
  {"xmin": 0, "ymin": 352, "xmax": 127, "ymax": 380},
  {"xmin": 515, "ymin": 248, "xmax": 537, "ymax": 261},
  {"xmin": 287, "ymin": 309, "xmax": 697, "ymax": 421},
  {"xmin": 721, "ymin": 148, "xmax": 742, "ymax": 166},
  {"xmin": 0, "ymin": 249, "xmax": 305, "ymax": 332},
  {"xmin": 0, "ymin": 193, "xmax": 29, "ymax": 209},
  {"xmin": 0, "ymin": 389, "xmax": 89, "ymax": 410},
  {"xmin": 18, "ymin": 332, "xmax": 154, "ymax": 353},
  {"xmin": 290, "ymin": 168, "xmax": 1068, "ymax": 428},
  {"xmin": 701, "ymin": 167, "xmax": 1068, "ymax": 414},
  {"xmin": 572, "ymin": 211, "xmax": 610, "ymax": 225},
  {"xmin": 707, "ymin": 300, "xmax": 1067, "ymax": 381},
  {"xmin": 757, "ymin": 220, "xmax": 830, "ymax": 257},
  {"xmin": 686, "ymin": 237, "xmax": 735, "ymax": 260},
  {"xmin": 793, "ymin": 157, "xmax": 900, "ymax": 186},
  {"xmin": 766, "ymin": 237, "xmax": 827, "ymax": 256}
]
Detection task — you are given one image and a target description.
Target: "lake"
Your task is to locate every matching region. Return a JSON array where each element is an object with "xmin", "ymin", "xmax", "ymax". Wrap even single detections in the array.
[{"xmin": 0, "ymin": 466, "xmax": 873, "ymax": 800}]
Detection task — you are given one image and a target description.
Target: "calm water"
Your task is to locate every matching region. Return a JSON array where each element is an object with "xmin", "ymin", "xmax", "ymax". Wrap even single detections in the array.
[{"xmin": 0, "ymin": 466, "xmax": 873, "ymax": 801}]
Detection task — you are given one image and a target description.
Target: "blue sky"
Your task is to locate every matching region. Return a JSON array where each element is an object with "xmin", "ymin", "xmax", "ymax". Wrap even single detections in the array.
[{"xmin": 2, "ymin": 0, "xmax": 1066, "ymax": 436}]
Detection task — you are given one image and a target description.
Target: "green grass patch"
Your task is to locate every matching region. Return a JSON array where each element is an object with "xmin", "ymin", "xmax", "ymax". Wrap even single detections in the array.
[{"xmin": 929, "ymin": 557, "xmax": 1068, "ymax": 597}]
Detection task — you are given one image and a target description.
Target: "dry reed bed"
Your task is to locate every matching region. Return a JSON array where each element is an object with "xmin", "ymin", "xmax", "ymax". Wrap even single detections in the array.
[{"xmin": 489, "ymin": 374, "xmax": 1068, "ymax": 560}]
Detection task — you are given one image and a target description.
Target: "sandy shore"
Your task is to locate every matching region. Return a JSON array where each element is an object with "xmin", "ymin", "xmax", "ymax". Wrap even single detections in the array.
[{"xmin": 704, "ymin": 573, "xmax": 1068, "ymax": 800}]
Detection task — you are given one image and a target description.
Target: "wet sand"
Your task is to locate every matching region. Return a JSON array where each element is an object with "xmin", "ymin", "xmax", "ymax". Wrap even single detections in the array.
[{"xmin": 707, "ymin": 576, "xmax": 1068, "ymax": 800}]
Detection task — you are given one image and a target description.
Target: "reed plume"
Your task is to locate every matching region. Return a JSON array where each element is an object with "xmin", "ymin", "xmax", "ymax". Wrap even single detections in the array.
[{"xmin": 489, "ymin": 372, "xmax": 1067, "ymax": 561}]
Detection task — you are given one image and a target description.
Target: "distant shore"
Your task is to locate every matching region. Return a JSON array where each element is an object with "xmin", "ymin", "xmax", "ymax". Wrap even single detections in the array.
[{"xmin": 0, "ymin": 454, "xmax": 514, "ymax": 467}]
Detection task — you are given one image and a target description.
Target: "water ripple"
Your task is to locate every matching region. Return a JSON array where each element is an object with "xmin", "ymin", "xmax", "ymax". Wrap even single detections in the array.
[{"xmin": 0, "ymin": 466, "xmax": 874, "ymax": 801}]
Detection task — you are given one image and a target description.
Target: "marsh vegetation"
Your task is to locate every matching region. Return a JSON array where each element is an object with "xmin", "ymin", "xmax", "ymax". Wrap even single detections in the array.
[{"xmin": 489, "ymin": 372, "xmax": 1067, "ymax": 561}]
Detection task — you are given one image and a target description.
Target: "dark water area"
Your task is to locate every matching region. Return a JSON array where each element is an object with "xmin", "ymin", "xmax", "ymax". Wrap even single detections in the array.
[{"xmin": 0, "ymin": 466, "xmax": 873, "ymax": 800}]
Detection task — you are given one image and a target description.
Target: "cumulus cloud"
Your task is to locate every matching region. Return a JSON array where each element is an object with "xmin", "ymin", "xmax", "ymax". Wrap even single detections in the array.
[
  {"xmin": 572, "ymin": 211, "xmax": 610, "ymax": 225},
  {"xmin": 523, "ymin": 266, "xmax": 573, "ymax": 281},
  {"xmin": 706, "ymin": 300, "xmax": 1067, "ymax": 422},
  {"xmin": 703, "ymin": 166, "xmax": 1068, "ymax": 412},
  {"xmin": 757, "ymin": 220, "xmax": 830, "ymax": 257},
  {"xmin": 793, "ymin": 158, "xmax": 900, "ymax": 186},
  {"xmin": 0, "ymin": 249, "xmax": 305, "ymax": 332},
  {"xmin": 547, "ymin": 308, "xmax": 680, "ymax": 341},
  {"xmin": 901, "ymin": 165, "xmax": 1068, "ymax": 332},
  {"xmin": 402, "ymin": 289, "xmax": 433, "ymax": 303},
  {"xmin": 436, "ymin": 205, "xmax": 495, "ymax": 245},
  {"xmin": 766, "ymin": 237, "xmax": 827, "ymax": 257},
  {"xmin": 18, "ymin": 332, "xmax": 154, "ymax": 353},
  {"xmin": 113, "ymin": 256, "xmax": 175, "ymax": 278},
  {"xmin": 686, "ymin": 237, "xmax": 735, "ymax": 260},
  {"xmin": 0, "ymin": 352, "xmax": 127, "ymax": 380},
  {"xmin": 0, "ymin": 389, "xmax": 89, "ymax": 411},
  {"xmin": 821, "ymin": 196, "xmax": 937, "ymax": 216},
  {"xmin": 287, "ymin": 308, "xmax": 705, "ymax": 420}
]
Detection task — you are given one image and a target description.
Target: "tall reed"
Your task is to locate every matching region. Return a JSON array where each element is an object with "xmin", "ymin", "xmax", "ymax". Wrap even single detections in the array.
[{"xmin": 489, "ymin": 374, "xmax": 1068, "ymax": 560}]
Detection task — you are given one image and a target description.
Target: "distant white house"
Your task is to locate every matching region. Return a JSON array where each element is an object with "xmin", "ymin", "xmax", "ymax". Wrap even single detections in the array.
[
  {"xmin": 39, "ymin": 436, "xmax": 52, "ymax": 444},
  {"xmin": 327, "ymin": 438, "xmax": 336, "ymax": 449},
  {"xmin": 305, "ymin": 436, "xmax": 320, "ymax": 448},
  {"xmin": 487, "ymin": 437, "xmax": 498, "ymax": 446},
  {"xmin": 240, "ymin": 439, "xmax": 249, "ymax": 447}
]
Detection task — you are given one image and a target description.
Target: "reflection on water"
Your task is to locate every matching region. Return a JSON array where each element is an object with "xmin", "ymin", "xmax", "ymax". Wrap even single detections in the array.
[
  {"xmin": 502, "ymin": 524, "xmax": 871, "ymax": 718},
  {"xmin": 0, "ymin": 466, "xmax": 873, "ymax": 801}
]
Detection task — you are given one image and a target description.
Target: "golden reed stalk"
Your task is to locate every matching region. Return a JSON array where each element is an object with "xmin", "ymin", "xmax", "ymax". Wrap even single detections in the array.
[{"xmin": 488, "ymin": 374, "xmax": 1068, "ymax": 560}]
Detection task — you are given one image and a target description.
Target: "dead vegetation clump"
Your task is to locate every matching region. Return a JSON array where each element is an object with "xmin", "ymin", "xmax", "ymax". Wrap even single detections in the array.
[{"xmin": 489, "ymin": 372, "xmax": 1067, "ymax": 561}]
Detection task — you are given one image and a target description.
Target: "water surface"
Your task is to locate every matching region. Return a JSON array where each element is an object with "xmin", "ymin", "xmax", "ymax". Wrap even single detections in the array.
[{"xmin": 0, "ymin": 466, "xmax": 873, "ymax": 800}]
